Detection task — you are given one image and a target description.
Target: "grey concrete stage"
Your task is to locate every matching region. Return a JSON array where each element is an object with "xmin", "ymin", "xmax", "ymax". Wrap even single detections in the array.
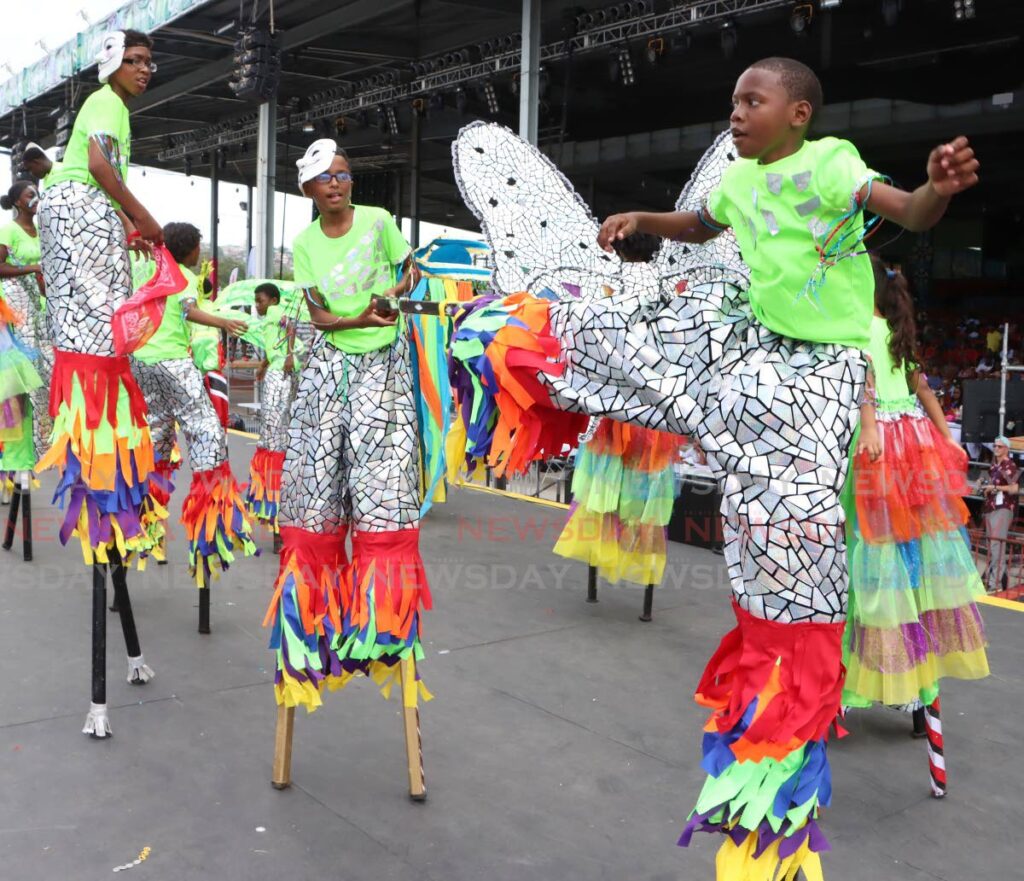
[{"xmin": 0, "ymin": 432, "xmax": 1020, "ymax": 881}]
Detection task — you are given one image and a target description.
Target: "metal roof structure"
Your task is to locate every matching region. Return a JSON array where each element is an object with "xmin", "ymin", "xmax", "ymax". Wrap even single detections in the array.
[{"xmin": 2, "ymin": 0, "xmax": 1023, "ymax": 238}]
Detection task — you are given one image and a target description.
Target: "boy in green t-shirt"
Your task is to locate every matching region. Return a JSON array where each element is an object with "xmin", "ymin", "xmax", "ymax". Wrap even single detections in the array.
[
  {"xmin": 582, "ymin": 57, "xmax": 978, "ymax": 877},
  {"xmin": 263, "ymin": 139, "xmax": 432, "ymax": 713},
  {"xmin": 245, "ymin": 282, "xmax": 304, "ymax": 542},
  {"xmin": 131, "ymin": 222, "xmax": 256, "ymax": 589}
]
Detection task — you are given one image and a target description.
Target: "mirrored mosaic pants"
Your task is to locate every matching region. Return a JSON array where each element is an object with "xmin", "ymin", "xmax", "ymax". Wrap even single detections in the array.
[
  {"xmin": 280, "ymin": 335, "xmax": 421, "ymax": 535},
  {"xmin": 130, "ymin": 357, "xmax": 227, "ymax": 473},
  {"xmin": 548, "ymin": 279, "xmax": 866, "ymax": 624},
  {"xmin": 259, "ymin": 368, "xmax": 298, "ymax": 452}
]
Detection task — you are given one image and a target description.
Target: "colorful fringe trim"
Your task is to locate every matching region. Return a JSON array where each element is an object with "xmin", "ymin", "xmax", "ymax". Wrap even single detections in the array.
[
  {"xmin": 554, "ymin": 419, "xmax": 682, "ymax": 585},
  {"xmin": 679, "ymin": 602, "xmax": 845, "ymax": 881},
  {"xmin": 842, "ymin": 413, "xmax": 989, "ymax": 707},
  {"xmin": 449, "ymin": 292, "xmax": 588, "ymax": 476},
  {"xmin": 245, "ymin": 447, "xmax": 285, "ymax": 531},
  {"xmin": 148, "ymin": 453, "xmax": 180, "ymax": 510},
  {"xmin": 181, "ymin": 461, "xmax": 258, "ymax": 587},
  {"xmin": 264, "ymin": 526, "xmax": 433, "ymax": 711},
  {"xmin": 36, "ymin": 350, "xmax": 166, "ymax": 565}
]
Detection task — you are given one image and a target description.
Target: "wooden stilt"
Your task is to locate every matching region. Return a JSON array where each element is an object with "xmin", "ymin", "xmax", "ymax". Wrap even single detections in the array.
[
  {"xmin": 586, "ymin": 565, "xmax": 598, "ymax": 603},
  {"xmin": 400, "ymin": 656, "xmax": 426, "ymax": 802},
  {"xmin": 272, "ymin": 703, "xmax": 296, "ymax": 790}
]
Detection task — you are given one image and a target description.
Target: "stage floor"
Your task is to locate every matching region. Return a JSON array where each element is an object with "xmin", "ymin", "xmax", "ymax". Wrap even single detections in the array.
[{"xmin": 0, "ymin": 431, "xmax": 1020, "ymax": 881}]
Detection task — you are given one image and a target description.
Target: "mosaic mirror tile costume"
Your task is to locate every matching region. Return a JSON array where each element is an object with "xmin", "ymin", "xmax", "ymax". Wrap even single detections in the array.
[{"xmin": 449, "ymin": 122, "xmax": 868, "ymax": 880}]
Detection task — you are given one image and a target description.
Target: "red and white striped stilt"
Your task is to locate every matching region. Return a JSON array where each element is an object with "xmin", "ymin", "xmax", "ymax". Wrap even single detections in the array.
[{"xmin": 925, "ymin": 697, "xmax": 946, "ymax": 798}]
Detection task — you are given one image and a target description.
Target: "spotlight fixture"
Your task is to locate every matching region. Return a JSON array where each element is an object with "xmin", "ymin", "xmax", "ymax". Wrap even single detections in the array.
[
  {"xmin": 720, "ymin": 21, "xmax": 738, "ymax": 58},
  {"xmin": 385, "ymin": 105, "xmax": 399, "ymax": 136},
  {"xmin": 953, "ymin": 0, "xmax": 975, "ymax": 20},
  {"xmin": 790, "ymin": 3, "xmax": 814, "ymax": 34},
  {"xmin": 644, "ymin": 37, "xmax": 665, "ymax": 65},
  {"xmin": 302, "ymin": 121, "xmax": 315, "ymax": 132},
  {"xmin": 483, "ymin": 81, "xmax": 500, "ymax": 115},
  {"xmin": 612, "ymin": 46, "xmax": 636, "ymax": 85},
  {"xmin": 819, "ymin": 0, "xmax": 842, "ymax": 8}
]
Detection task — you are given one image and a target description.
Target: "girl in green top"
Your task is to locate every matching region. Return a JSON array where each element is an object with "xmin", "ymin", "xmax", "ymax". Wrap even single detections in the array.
[
  {"xmin": 0, "ymin": 180, "xmax": 52, "ymax": 457},
  {"xmin": 34, "ymin": 29, "xmax": 167, "ymax": 739}
]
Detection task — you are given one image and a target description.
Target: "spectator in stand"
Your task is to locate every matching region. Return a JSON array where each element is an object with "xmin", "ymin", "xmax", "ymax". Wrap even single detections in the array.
[
  {"xmin": 986, "ymin": 325, "xmax": 1003, "ymax": 354},
  {"xmin": 982, "ymin": 436, "xmax": 1020, "ymax": 591},
  {"xmin": 977, "ymin": 352, "xmax": 997, "ymax": 376},
  {"xmin": 944, "ymin": 384, "xmax": 963, "ymax": 422}
]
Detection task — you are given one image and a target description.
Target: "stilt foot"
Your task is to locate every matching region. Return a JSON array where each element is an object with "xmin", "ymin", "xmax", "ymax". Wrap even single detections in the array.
[
  {"xmin": 83, "ymin": 702, "xmax": 112, "ymax": 738},
  {"xmin": 127, "ymin": 655, "xmax": 155, "ymax": 685}
]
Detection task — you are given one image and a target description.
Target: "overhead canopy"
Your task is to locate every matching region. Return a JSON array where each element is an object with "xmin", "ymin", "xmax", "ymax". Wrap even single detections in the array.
[{"xmin": 2, "ymin": 0, "xmax": 1023, "ymax": 232}]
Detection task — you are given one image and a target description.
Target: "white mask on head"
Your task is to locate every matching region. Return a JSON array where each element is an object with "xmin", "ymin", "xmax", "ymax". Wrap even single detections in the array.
[
  {"xmin": 97, "ymin": 31, "xmax": 126, "ymax": 84},
  {"xmin": 296, "ymin": 139, "xmax": 338, "ymax": 190}
]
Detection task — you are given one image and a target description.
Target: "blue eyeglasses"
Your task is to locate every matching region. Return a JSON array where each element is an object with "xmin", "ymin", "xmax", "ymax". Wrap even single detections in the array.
[{"xmin": 313, "ymin": 172, "xmax": 353, "ymax": 184}]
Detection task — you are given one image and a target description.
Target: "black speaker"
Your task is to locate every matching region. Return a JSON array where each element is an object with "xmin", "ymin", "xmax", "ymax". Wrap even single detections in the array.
[
  {"xmin": 667, "ymin": 474, "xmax": 722, "ymax": 551},
  {"xmin": 961, "ymin": 380, "xmax": 1024, "ymax": 442}
]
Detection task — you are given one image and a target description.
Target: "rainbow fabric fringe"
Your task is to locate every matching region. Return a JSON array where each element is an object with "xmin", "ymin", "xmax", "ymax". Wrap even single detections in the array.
[
  {"xmin": 678, "ymin": 602, "xmax": 845, "ymax": 881},
  {"xmin": 842, "ymin": 411, "xmax": 989, "ymax": 707},
  {"xmin": 35, "ymin": 350, "xmax": 166, "ymax": 565},
  {"xmin": 0, "ymin": 298, "xmax": 42, "ymax": 471},
  {"xmin": 245, "ymin": 447, "xmax": 285, "ymax": 532},
  {"xmin": 448, "ymin": 292, "xmax": 587, "ymax": 476},
  {"xmin": 554, "ymin": 419, "xmax": 682, "ymax": 585},
  {"xmin": 264, "ymin": 526, "xmax": 433, "ymax": 711},
  {"xmin": 181, "ymin": 460, "xmax": 258, "ymax": 587}
]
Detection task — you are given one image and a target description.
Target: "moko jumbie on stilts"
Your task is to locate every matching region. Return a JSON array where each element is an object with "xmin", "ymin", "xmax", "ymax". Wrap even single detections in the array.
[
  {"xmin": 246, "ymin": 282, "xmax": 303, "ymax": 544},
  {"xmin": 34, "ymin": 30, "xmax": 168, "ymax": 737},
  {"xmin": 448, "ymin": 55, "xmax": 980, "ymax": 879},
  {"xmin": 264, "ymin": 141, "xmax": 431, "ymax": 799},
  {"xmin": 129, "ymin": 222, "xmax": 257, "ymax": 613}
]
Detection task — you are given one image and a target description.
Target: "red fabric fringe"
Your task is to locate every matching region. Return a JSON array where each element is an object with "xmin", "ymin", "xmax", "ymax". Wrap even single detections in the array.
[
  {"xmin": 50, "ymin": 349, "xmax": 149, "ymax": 431},
  {"xmin": 696, "ymin": 601, "xmax": 846, "ymax": 763},
  {"xmin": 263, "ymin": 526, "xmax": 349, "ymax": 637},
  {"xmin": 349, "ymin": 528, "xmax": 433, "ymax": 641}
]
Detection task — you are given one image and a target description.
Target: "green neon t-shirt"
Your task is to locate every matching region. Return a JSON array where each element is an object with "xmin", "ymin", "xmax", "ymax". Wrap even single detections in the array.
[
  {"xmin": 292, "ymin": 206, "xmax": 410, "ymax": 355},
  {"xmin": 134, "ymin": 265, "xmax": 199, "ymax": 365},
  {"xmin": 48, "ymin": 85, "xmax": 131, "ymax": 207},
  {"xmin": 0, "ymin": 222, "xmax": 41, "ymax": 266},
  {"xmin": 261, "ymin": 303, "xmax": 304, "ymax": 371},
  {"xmin": 868, "ymin": 315, "xmax": 916, "ymax": 406},
  {"xmin": 707, "ymin": 137, "xmax": 879, "ymax": 348}
]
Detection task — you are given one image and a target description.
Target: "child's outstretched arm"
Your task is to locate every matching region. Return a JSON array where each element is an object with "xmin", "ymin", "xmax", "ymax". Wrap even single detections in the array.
[
  {"xmin": 865, "ymin": 136, "xmax": 979, "ymax": 232},
  {"xmin": 185, "ymin": 304, "xmax": 247, "ymax": 337},
  {"xmin": 598, "ymin": 209, "xmax": 723, "ymax": 252}
]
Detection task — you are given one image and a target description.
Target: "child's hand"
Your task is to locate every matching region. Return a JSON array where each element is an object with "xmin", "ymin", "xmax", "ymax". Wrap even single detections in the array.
[
  {"xmin": 597, "ymin": 213, "xmax": 638, "ymax": 252},
  {"xmin": 223, "ymin": 318, "xmax": 247, "ymax": 337},
  {"xmin": 354, "ymin": 301, "xmax": 397, "ymax": 328},
  {"xmin": 927, "ymin": 136, "xmax": 979, "ymax": 198},
  {"xmin": 857, "ymin": 425, "xmax": 882, "ymax": 462}
]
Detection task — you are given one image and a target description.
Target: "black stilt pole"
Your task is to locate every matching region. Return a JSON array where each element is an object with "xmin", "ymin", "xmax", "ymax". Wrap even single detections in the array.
[
  {"xmin": 639, "ymin": 583, "xmax": 654, "ymax": 622},
  {"xmin": 21, "ymin": 480, "xmax": 31, "ymax": 562},
  {"xmin": 198, "ymin": 585, "xmax": 211, "ymax": 634},
  {"xmin": 85, "ymin": 563, "xmax": 111, "ymax": 738},
  {"xmin": 3, "ymin": 482, "xmax": 20, "ymax": 550},
  {"xmin": 586, "ymin": 565, "xmax": 598, "ymax": 603},
  {"xmin": 110, "ymin": 550, "xmax": 140, "ymax": 658},
  {"xmin": 912, "ymin": 706, "xmax": 927, "ymax": 738}
]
